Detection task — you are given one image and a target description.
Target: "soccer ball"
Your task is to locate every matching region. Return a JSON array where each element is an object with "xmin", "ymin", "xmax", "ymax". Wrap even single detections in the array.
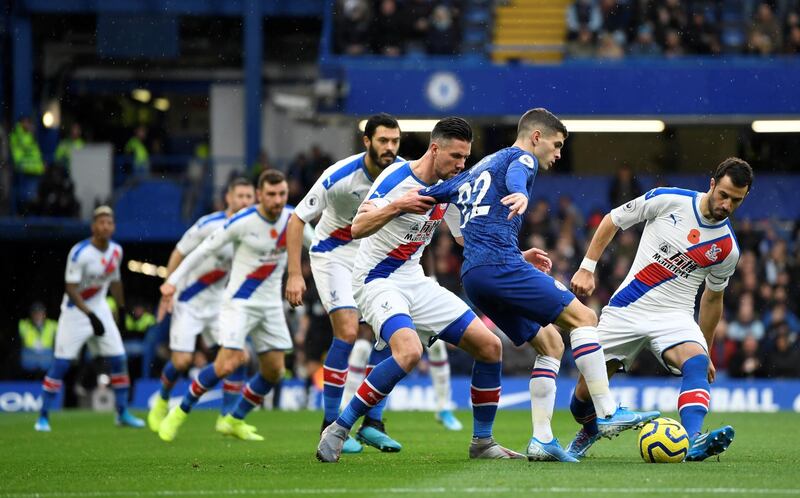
[{"xmin": 638, "ymin": 417, "xmax": 690, "ymax": 463}]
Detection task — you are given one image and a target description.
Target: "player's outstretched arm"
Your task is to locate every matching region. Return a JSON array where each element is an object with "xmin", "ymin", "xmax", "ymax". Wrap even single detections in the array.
[
  {"xmin": 698, "ymin": 287, "xmax": 724, "ymax": 383},
  {"xmin": 285, "ymin": 213, "xmax": 307, "ymax": 307},
  {"xmin": 351, "ymin": 188, "xmax": 435, "ymax": 239},
  {"xmin": 570, "ymin": 213, "xmax": 619, "ymax": 296}
]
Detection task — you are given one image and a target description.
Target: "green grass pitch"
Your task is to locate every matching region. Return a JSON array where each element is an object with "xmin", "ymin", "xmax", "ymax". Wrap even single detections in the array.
[{"xmin": 2, "ymin": 409, "xmax": 799, "ymax": 497}]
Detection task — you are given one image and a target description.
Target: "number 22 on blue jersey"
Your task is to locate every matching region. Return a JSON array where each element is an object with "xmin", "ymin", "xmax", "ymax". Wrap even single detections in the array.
[{"xmin": 456, "ymin": 170, "xmax": 492, "ymax": 228}]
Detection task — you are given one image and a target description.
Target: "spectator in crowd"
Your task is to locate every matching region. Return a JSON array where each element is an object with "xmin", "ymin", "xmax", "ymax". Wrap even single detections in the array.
[
  {"xmin": 599, "ymin": 0, "xmax": 632, "ymax": 43},
  {"xmin": 567, "ymin": 0, "xmax": 602, "ymax": 40},
  {"xmin": 728, "ymin": 293, "xmax": 766, "ymax": 341},
  {"xmin": 34, "ymin": 164, "xmax": 80, "ymax": 217},
  {"xmin": 748, "ymin": 3, "xmax": 782, "ymax": 54},
  {"xmin": 764, "ymin": 330, "xmax": 800, "ymax": 377},
  {"xmin": 764, "ymin": 239, "xmax": 789, "ymax": 285},
  {"xmin": 124, "ymin": 303, "xmax": 157, "ymax": 337},
  {"xmin": 663, "ymin": 28, "xmax": 686, "ymax": 57},
  {"xmin": 652, "ymin": 3, "xmax": 686, "ymax": 47},
  {"xmin": 371, "ymin": 0, "xmax": 405, "ymax": 56},
  {"xmin": 709, "ymin": 319, "xmax": 737, "ymax": 372},
  {"xmin": 787, "ymin": 25, "xmax": 800, "ymax": 53},
  {"xmin": 566, "ymin": 26, "xmax": 597, "ymax": 59},
  {"xmin": 608, "ymin": 163, "xmax": 642, "ymax": 208},
  {"xmin": 628, "ymin": 23, "xmax": 662, "ymax": 56},
  {"xmin": 404, "ymin": 0, "xmax": 434, "ymax": 52},
  {"xmin": 124, "ymin": 125, "xmax": 150, "ymax": 177},
  {"xmin": 18, "ymin": 302, "xmax": 57, "ymax": 376},
  {"xmin": 684, "ymin": 11, "xmax": 721, "ymax": 54},
  {"xmin": 54, "ymin": 123, "xmax": 85, "ymax": 173},
  {"xmin": 728, "ymin": 336, "xmax": 765, "ymax": 378},
  {"xmin": 334, "ymin": 0, "xmax": 371, "ymax": 55},
  {"xmin": 10, "ymin": 116, "xmax": 45, "ymax": 212},
  {"xmin": 596, "ymin": 30, "xmax": 626, "ymax": 58},
  {"xmin": 426, "ymin": 5, "xmax": 461, "ymax": 55}
]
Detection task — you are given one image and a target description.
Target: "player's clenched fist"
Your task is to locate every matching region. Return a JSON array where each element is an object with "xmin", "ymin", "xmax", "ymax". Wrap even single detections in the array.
[
  {"xmin": 570, "ymin": 268, "xmax": 596, "ymax": 296},
  {"xmin": 393, "ymin": 188, "xmax": 436, "ymax": 214},
  {"xmin": 285, "ymin": 273, "xmax": 306, "ymax": 308}
]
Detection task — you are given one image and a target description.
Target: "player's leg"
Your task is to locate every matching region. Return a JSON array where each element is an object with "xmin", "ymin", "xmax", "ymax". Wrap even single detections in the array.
[
  {"xmin": 428, "ymin": 339, "xmax": 462, "ymax": 431},
  {"xmin": 452, "ymin": 316, "xmax": 524, "ymax": 460},
  {"xmin": 36, "ymin": 309, "xmax": 86, "ymax": 431},
  {"xmin": 224, "ymin": 350, "xmax": 285, "ymax": 441},
  {"xmin": 567, "ymin": 361, "xmax": 621, "ymax": 458},
  {"xmin": 341, "ymin": 336, "xmax": 371, "ymax": 408},
  {"xmin": 662, "ymin": 341, "xmax": 733, "ymax": 461},
  {"xmin": 525, "ymin": 325, "xmax": 578, "ymax": 462},
  {"xmin": 317, "ymin": 323, "xmax": 419, "ymax": 462},
  {"xmin": 356, "ymin": 344, "xmax": 402, "ymax": 452},
  {"xmin": 149, "ymin": 303, "xmax": 197, "ymax": 431},
  {"xmin": 95, "ymin": 307, "xmax": 144, "ymax": 428},
  {"xmin": 321, "ymin": 308, "xmax": 359, "ymax": 426}
]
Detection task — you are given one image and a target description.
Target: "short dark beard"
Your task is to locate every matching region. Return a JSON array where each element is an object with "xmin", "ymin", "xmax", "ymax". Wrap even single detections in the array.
[{"xmin": 368, "ymin": 142, "xmax": 395, "ymax": 168}]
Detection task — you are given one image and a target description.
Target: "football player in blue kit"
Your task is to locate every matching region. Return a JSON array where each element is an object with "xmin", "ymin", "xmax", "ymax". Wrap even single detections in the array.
[{"xmin": 422, "ymin": 108, "xmax": 659, "ymax": 462}]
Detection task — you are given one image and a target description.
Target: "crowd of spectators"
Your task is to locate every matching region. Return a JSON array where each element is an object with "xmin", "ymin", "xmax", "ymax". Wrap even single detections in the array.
[
  {"xmin": 566, "ymin": 0, "xmax": 800, "ymax": 59},
  {"xmin": 334, "ymin": 0, "xmax": 463, "ymax": 56}
]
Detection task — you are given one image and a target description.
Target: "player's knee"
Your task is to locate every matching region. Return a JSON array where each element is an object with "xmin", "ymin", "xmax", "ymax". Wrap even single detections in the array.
[
  {"xmin": 172, "ymin": 357, "xmax": 191, "ymax": 372},
  {"xmin": 474, "ymin": 333, "xmax": 502, "ymax": 363},
  {"xmin": 333, "ymin": 327, "xmax": 357, "ymax": 343},
  {"xmin": 263, "ymin": 367, "xmax": 283, "ymax": 385},
  {"xmin": 392, "ymin": 341, "xmax": 423, "ymax": 371}
]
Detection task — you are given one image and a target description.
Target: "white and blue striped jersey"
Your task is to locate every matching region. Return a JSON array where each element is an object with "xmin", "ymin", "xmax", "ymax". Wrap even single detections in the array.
[
  {"xmin": 608, "ymin": 187, "xmax": 740, "ymax": 313},
  {"xmin": 61, "ymin": 239, "xmax": 123, "ymax": 311},
  {"xmin": 294, "ymin": 152, "xmax": 403, "ymax": 264},
  {"xmin": 172, "ymin": 211, "xmax": 233, "ymax": 313},
  {"xmin": 352, "ymin": 161, "xmax": 461, "ymax": 284},
  {"xmin": 168, "ymin": 206, "xmax": 292, "ymax": 308}
]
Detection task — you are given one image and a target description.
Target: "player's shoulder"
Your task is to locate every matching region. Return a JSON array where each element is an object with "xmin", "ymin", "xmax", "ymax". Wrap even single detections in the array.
[
  {"xmin": 195, "ymin": 210, "xmax": 227, "ymax": 228},
  {"xmin": 69, "ymin": 238, "xmax": 93, "ymax": 262},
  {"xmin": 724, "ymin": 220, "xmax": 741, "ymax": 256},
  {"xmin": 505, "ymin": 146, "xmax": 538, "ymax": 170},
  {"xmin": 110, "ymin": 240, "xmax": 123, "ymax": 253},
  {"xmin": 226, "ymin": 205, "xmax": 258, "ymax": 228},
  {"xmin": 321, "ymin": 152, "xmax": 367, "ymax": 190},
  {"xmin": 369, "ymin": 161, "xmax": 420, "ymax": 197},
  {"xmin": 644, "ymin": 187, "xmax": 698, "ymax": 202}
]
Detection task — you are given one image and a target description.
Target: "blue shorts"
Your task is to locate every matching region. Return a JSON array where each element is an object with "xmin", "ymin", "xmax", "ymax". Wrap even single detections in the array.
[{"xmin": 462, "ymin": 262, "xmax": 575, "ymax": 346}]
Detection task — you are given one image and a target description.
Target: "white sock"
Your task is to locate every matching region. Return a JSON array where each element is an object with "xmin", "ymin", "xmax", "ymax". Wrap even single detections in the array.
[
  {"xmin": 428, "ymin": 339, "xmax": 451, "ymax": 412},
  {"xmin": 530, "ymin": 355, "xmax": 559, "ymax": 442},
  {"xmin": 571, "ymin": 326, "xmax": 616, "ymax": 418},
  {"xmin": 341, "ymin": 339, "xmax": 371, "ymax": 409}
]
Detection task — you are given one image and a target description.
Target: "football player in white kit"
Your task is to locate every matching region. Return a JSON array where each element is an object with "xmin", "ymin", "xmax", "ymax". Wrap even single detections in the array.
[
  {"xmin": 157, "ymin": 170, "xmax": 311, "ymax": 442},
  {"xmin": 286, "ymin": 114, "xmax": 462, "ymax": 455},
  {"xmin": 317, "ymin": 117, "xmax": 523, "ymax": 463},
  {"xmin": 146, "ymin": 178, "xmax": 255, "ymax": 434},
  {"xmin": 566, "ymin": 158, "xmax": 753, "ymax": 461},
  {"xmin": 35, "ymin": 206, "xmax": 145, "ymax": 432}
]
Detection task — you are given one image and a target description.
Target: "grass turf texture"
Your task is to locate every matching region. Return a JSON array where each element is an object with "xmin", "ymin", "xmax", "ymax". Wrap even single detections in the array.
[{"xmin": 2, "ymin": 410, "xmax": 799, "ymax": 497}]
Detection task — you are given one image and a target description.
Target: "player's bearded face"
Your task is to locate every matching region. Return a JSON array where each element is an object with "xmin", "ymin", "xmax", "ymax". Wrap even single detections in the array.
[
  {"xmin": 91, "ymin": 215, "xmax": 115, "ymax": 241},
  {"xmin": 367, "ymin": 135, "xmax": 400, "ymax": 169},
  {"xmin": 259, "ymin": 181, "xmax": 289, "ymax": 218},
  {"xmin": 708, "ymin": 176, "xmax": 748, "ymax": 221}
]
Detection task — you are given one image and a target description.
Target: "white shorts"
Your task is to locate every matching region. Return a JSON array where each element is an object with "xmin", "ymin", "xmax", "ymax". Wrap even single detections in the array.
[
  {"xmin": 218, "ymin": 299, "xmax": 292, "ymax": 353},
  {"xmin": 597, "ymin": 306, "xmax": 708, "ymax": 375},
  {"xmin": 354, "ymin": 273, "xmax": 473, "ymax": 351},
  {"xmin": 169, "ymin": 301, "xmax": 220, "ymax": 352},
  {"xmin": 54, "ymin": 304, "xmax": 125, "ymax": 360},
  {"xmin": 309, "ymin": 251, "xmax": 358, "ymax": 313}
]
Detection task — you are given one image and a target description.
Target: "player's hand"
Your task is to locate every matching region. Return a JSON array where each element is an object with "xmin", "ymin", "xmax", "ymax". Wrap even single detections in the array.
[
  {"xmin": 285, "ymin": 273, "xmax": 306, "ymax": 308},
  {"xmin": 156, "ymin": 296, "xmax": 171, "ymax": 321},
  {"xmin": 501, "ymin": 193, "xmax": 529, "ymax": 220},
  {"xmin": 570, "ymin": 269, "xmax": 596, "ymax": 296},
  {"xmin": 393, "ymin": 188, "xmax": 436, "ymax": 214},
  {"xmin": 160, "ymin": 282, "xmax": 176, "ymax": 298},
  {"xmin": 523, "ymin": 247, "xmax": 552, "ymax": 273},
  {"xmin": 707, "ymin": 359, "xmax": 717, "ymax": 383},
  {"xmin": 87, "ymin": 312, "xmax": 105, "ymax": 337}
]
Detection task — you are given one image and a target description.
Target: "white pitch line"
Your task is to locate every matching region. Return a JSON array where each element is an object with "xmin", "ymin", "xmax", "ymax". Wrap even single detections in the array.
[{"xmin": 3, "ymin": 487, "xmax": 800, "ymax": 497}]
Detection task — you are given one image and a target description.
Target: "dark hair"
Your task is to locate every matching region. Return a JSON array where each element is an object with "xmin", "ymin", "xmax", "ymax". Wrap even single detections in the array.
[
  {"xmin": 227, "ymin": 177, "xmax": 254, "ymax": 191},
  {"xmin": 517, "ymin": 108, "xmax": 568, "ymax": 139},
  {"xmin": 430, "ymin": 117, "xmax": 472, "ymax": 143},
  {"xmin": 714, "ymin": 157, "xmax": 753, "ymax": 192},
  {"xmin": 364, "ymin": 113, "xmax": 400, "ymax": 139},
  {"xmin": 257, "ymin": 169, "xmax": 286, "ymax": 189}
]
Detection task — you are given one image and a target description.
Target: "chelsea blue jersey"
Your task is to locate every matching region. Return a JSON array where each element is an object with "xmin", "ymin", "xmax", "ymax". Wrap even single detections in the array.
[{"xmin": 421, "ymin": 146, "xmax": 538, "ymax": 275}]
